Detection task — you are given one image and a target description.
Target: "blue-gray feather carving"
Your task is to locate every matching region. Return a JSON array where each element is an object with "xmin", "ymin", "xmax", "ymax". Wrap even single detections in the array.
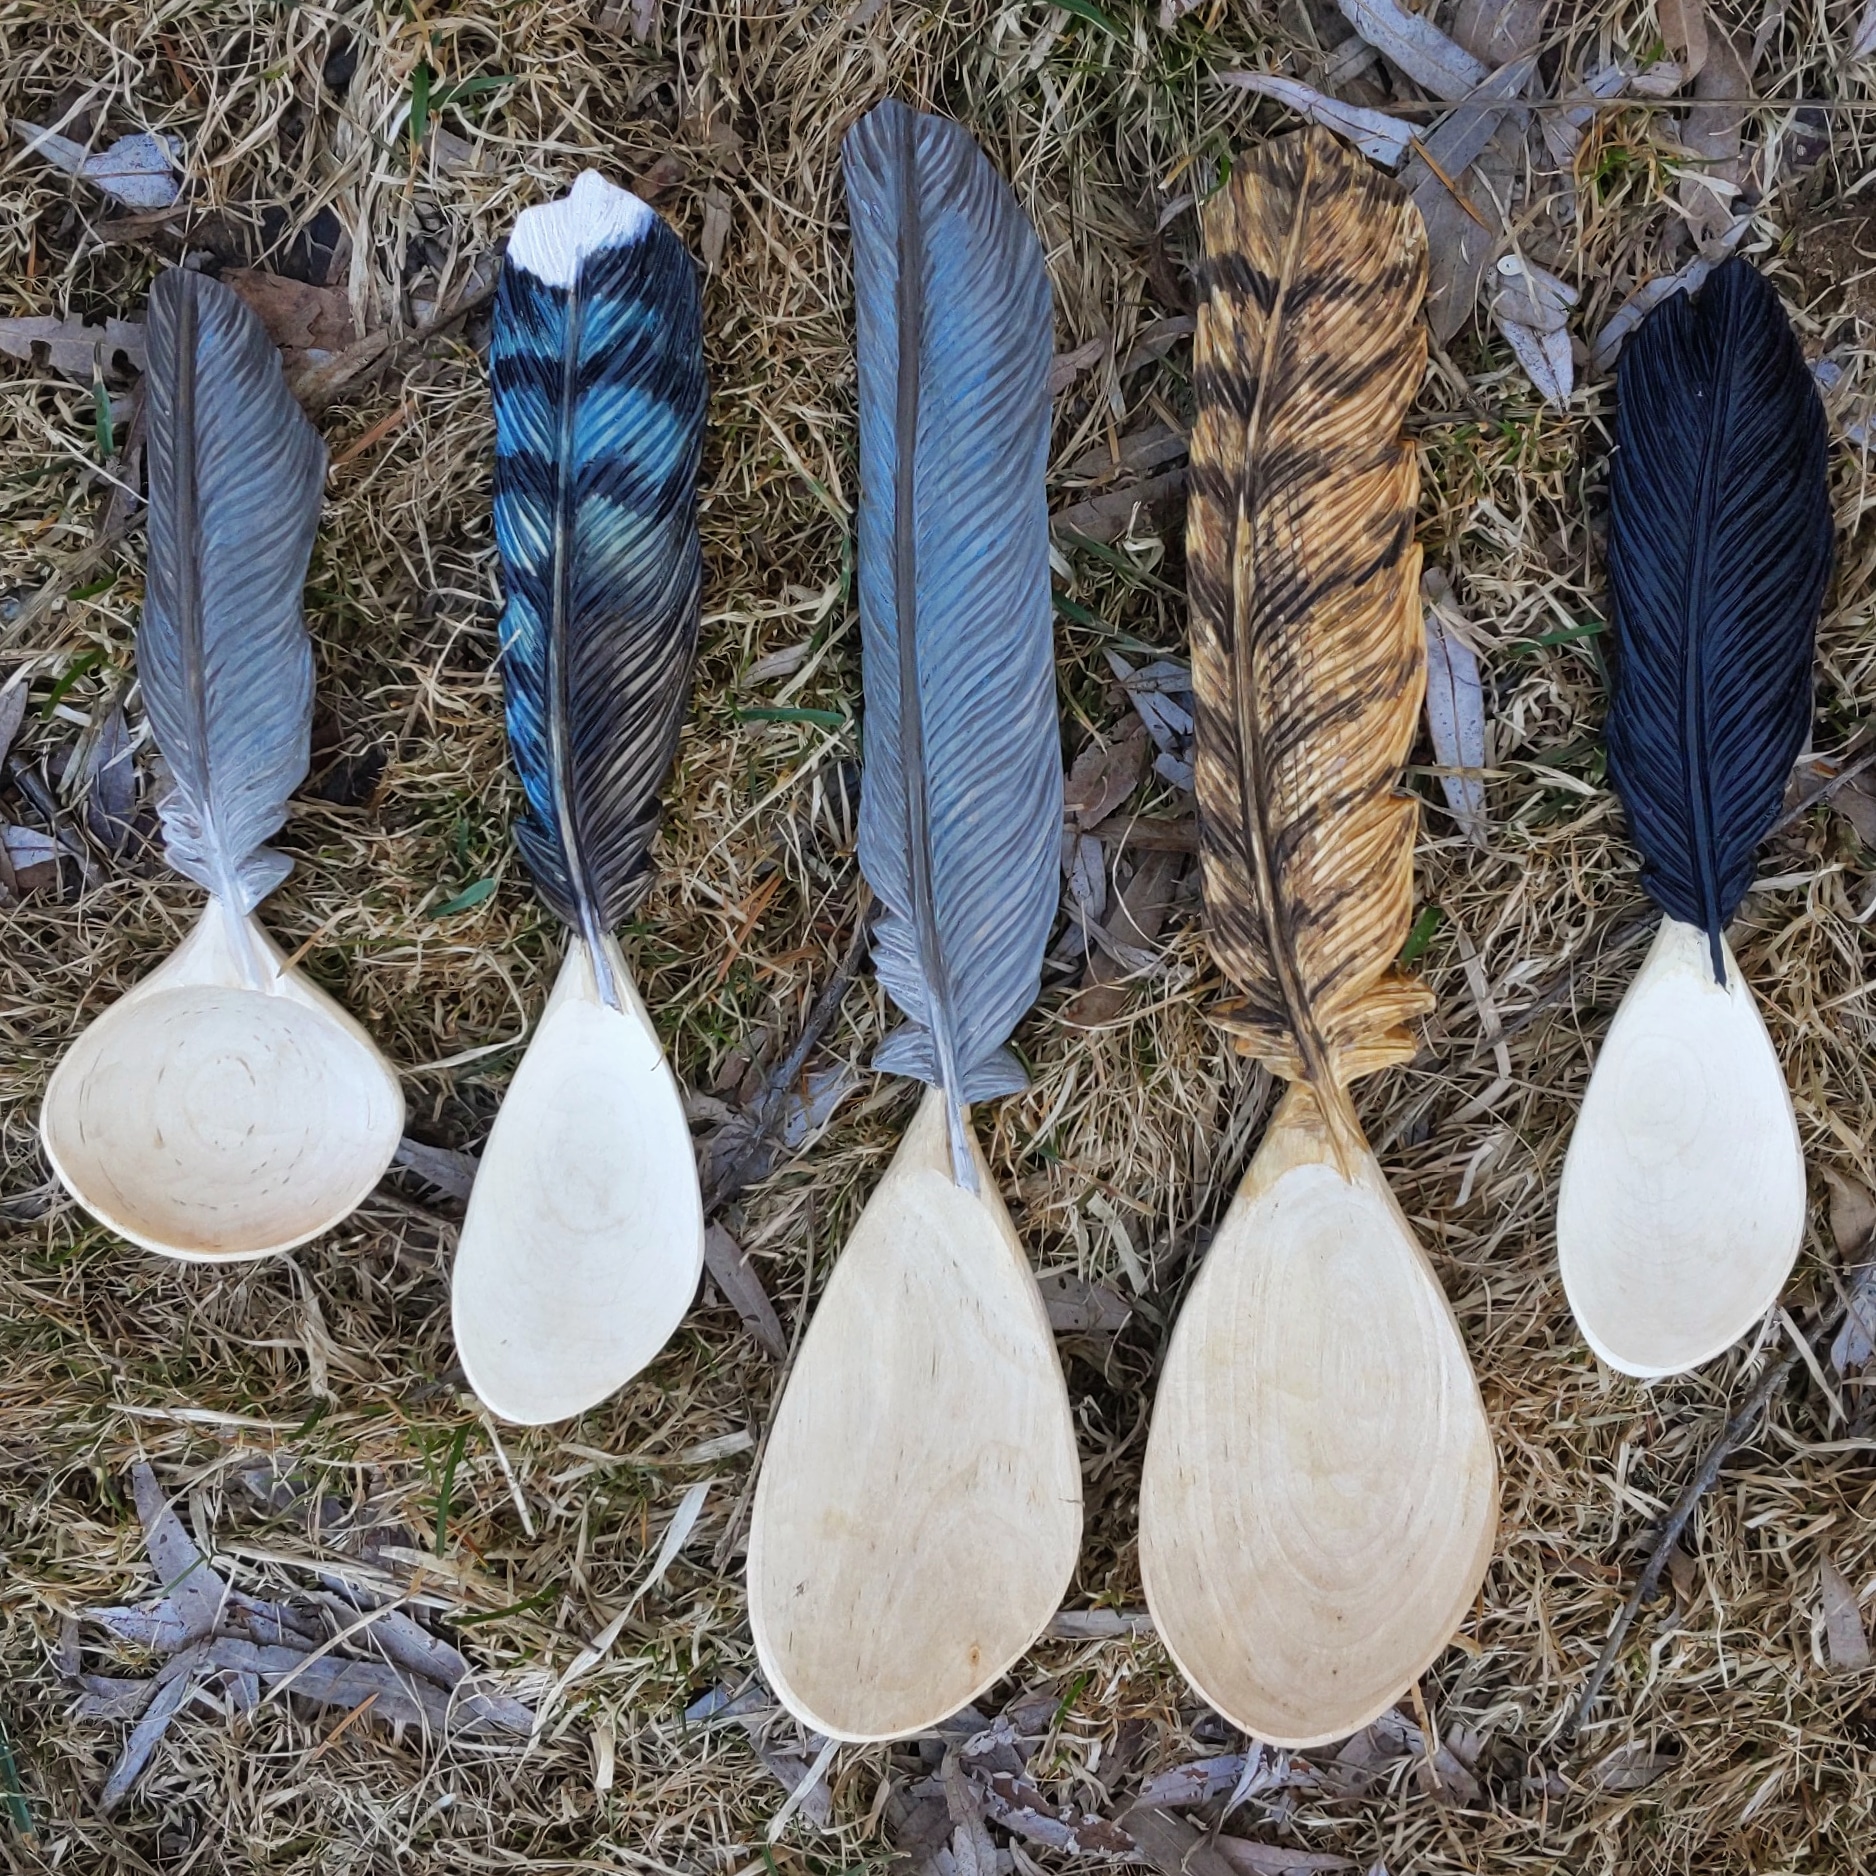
[
  {"xmin": 139, "ymin": 270, "xmax": 324, "ymax": 913},
  {"xmin": 1606, "ymin": 257, "xmax": 1832, "ymax": 983},
  {"xmin": 846, "ymin": 101, "xmax": 1061, "ymax": 1186},
  {"xmin": 490, "ymin": 171, "xmax": 705, "ymax": 1009}
]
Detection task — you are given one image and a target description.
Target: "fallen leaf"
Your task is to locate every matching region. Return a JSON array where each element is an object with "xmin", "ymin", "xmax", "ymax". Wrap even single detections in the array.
[
  {"xmin": 1630, "ymin": 58, "xmax": 1687, "ymax": 95},
  {"xmin": 1052, "ymin": 469, "xmax": 1188, "ymax": 543},
  {"xmin": 1821, "ymin": 1556, "xmax": 1872, "ymax": 1671},
  {"xmin": 1138, "ymin": 1755, "xmax": 1251, "ymax": 1809},
  {"xmin": 130, "ymin": 1464, "xmax": 227, "ymax": 1643},
  {"xmin": 1050, "ymin": 332, "xmax": 1109, "ymax": 395},
  {"xmin": 1214, "ymin": 1843, "xmax": 1358, "ymax": 1876},
  {"xmin": 703, "ymin": 1222, "xmax": 789, "ymax": 1361},
  {"xmin": 83, "ymin": 703, "xmax": 136, "ymax": 853},
  {"xmin": 1678, "ymin": 22, "xmax": 1749, "ymax": 245},
  {"xmin": 0, "ymin": 313, "xmax": 145, "ymax": 382},
  {"xmin": 1588, "ymin": 225, "xmax": 1748, "ymax": 372},
  {"xmin": 1036, "ymin": 1271, "xmax": 1133, "ymax": 1335},
  {"xmin": 1067, "ymin": 421, "xmax": 1187, "ymax": 482},
  {"xmin": 16, "ymin": 123, "xmax": 182, "ymax": 211},
  {"xmin": 1660, "ymin": 0, "xmax": 1710, "ymax": 77},
  {"xmin": 701, "ymin": 188, "xmax": 732, "ymax": 272},
  {"xmin": 684, "ymin": 1684, "xmax": 834, "ymax": 1827},
  {"xmin": 1830, "ymin": 1256, "xmax": 1876, "ymax": 1375},
  {"xmin": 392, "ymin": 1136, "xmax": 478, "ymax": 1203},
  {"xmin": 100, "ymin": 1649, "xmax": 204, "ymax": 1812},
  {"xmin": 969, "ymin": 1766, "xmax": 1135, "ymax": 1854},
  {"xmin": 1543, "ymin": 62, "xmax": 1629, "ymax": 165},
  {"xmin": 1855, "ymin": 0, "xmax": 1876, "ymax": 58},
  {"xmin": 0, "ymin": 677, "xmax": 27, "ymax": 768},
  {"xmin": 1336, "ymin": 0, "xmax": 1488, "ymax": 100},
  {"xmin": 1216, "ymin": 73, "xmax": 1414, "ymax": 167},
  {"xmin": 1065, "ymin": 830, "xmax": 1107, "ymax": 930},
  {"xmin": 1158, "ymin": 0, "xmax": 1202, "ymax": 26},
  {"xmin": 1401, "ymin": 57, "xmax": 1540, "ymax": 343},
  {"xmin": 1043, "ymin": 1607, "xmax": 1153, "ymax": 1638},
  {"xmin": 1824, "ymin": 1168, "xmax": 1876, "ymax": 1260},
  {"xmin": 1451, "ymin": 0, "xmax": 1549, "ymax": 64},
  {"xmin": 1492, "ymin": 253, "xmax": 1579, "ymax": 333},
  {"xmin": 1064, "ymin": 717, "xmax": 1151, "ymax": 828},
  {"xmin": 1590, "ymin": 1740, "xmax": 1678, "ymax": 1792},
  {"xmin": 221, "ymin": 268, "xmax": 357, "ymax": 366},
  {"xmin": 1125, "ymin": 1805, "xmax": 1243, "ymax": 1876},
  {"xmin": 1421, "ymin": 570, "xmax": 1489, "ymax": 840},
  {"xmin": 1068, "ymin": 847, "xmax": 1185, "ymax": 1025},
  {"xmin": 1497, "ymin": 312, "xmax": 1573, "ymax": 405}
]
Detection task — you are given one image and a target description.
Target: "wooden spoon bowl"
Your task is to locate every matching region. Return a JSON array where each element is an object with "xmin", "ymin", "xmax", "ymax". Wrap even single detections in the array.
[
  {"xmin": 41, "ymin": 899, "xmax": 404, "ymax": 1261},
  {"xmin": 748, "ymin": 1087, "xmax": 1082, "ymax": 1741},
  {"xmin": 451, "ymin": 935, "xmax": 703, "ymax": 1427},
  {"xmin": 1141, "ymin": 1083, "xmax": 1497, "ymax": 1748}
]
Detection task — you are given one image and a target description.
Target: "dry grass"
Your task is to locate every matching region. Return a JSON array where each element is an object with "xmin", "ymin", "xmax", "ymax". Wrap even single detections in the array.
[{"xmin": 3, "ymin": 0, "xmax": 1876, "ymax": 1870}]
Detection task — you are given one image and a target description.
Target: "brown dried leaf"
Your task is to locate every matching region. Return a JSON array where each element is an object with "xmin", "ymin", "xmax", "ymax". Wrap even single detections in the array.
[
  {"xmin": 1821, "ymin": 1556, "xmax": 1872, "ymax": 1671},
  {"xmin": 1590, "ymin": 1740, "xmax": 1678, "ymax": 1791},
  {"xmin": 1036, "ymin": 1271, "xmax": 1133, "ymax": 1335},
  {"xmin": 1824, "ymin": 1168, "xmax": 1876, "ymax": 1260},
  {"xmin": 1052, "ymin": 469, "xmax": 1189, "ymax": 543},
  {"xmin": 1064, "ymin": 717, "xmax": 1150, "ymax": 828},
  {"xmin": 221, "ymin": 269, "xmax": 357, "ymax": 363},
  {"xmin": 1678, "ymin": 22, "xmax": 1748, "ymax": 244},
  {"xmin": 1660, "ymin": 0, "xmax": 1710, "ymax": 77},
  {"xmin": 702, "ymin": 1223, "xmax": 789, "ymax": 1361}
]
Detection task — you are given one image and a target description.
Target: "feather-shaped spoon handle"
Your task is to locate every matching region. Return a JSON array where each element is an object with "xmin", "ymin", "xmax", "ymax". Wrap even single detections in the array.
[
  {"xmin": 450, "ymin": 172, "xmax": 706, "ymax": 1427},
  {"xmin": 747, "ymin": 102, "xmax": 1080, "ymax": 1742},
  {"xmin": 41, "ymin": 272, "xmax": 403, "ymax": 1260},
  {"xmin": 1139, "ymin": 129, "xmax": 1495, "ymax": 1747},
  {"xmin": 1558, "ymin": 258, "xmax": 1831, "ymax": 1376}
]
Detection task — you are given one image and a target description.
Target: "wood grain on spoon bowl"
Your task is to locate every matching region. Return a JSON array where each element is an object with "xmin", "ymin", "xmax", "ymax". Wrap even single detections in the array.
[
  {"xmin": 40, "ymin": 896, "xmax": 404, "ymax": 1261},
  {"xmin": 1558, "ymin": 917, "xmax": 1805, "ymax": 1378},
  {"xmin": 451, "ymin": 935, "xmax": 703, "ymax": 1428},
  {"xmin": 747, "ymin": 1087, "xmax": 1082, "ymax": 1742},
  {"xmin": 1140, "ymin": 1083, "xmax": 1497, "ymax": 1749}
]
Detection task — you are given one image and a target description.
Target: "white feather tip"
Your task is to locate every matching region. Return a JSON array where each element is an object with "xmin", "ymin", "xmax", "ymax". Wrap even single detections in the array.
[{"xmin": 505, "ymin": 169, "xmax": 654, "ymax": 289}]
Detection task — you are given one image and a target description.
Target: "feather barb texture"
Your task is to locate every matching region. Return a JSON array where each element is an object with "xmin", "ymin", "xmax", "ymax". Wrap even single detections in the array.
[
  {"xmin": 140, "ymin": 270, "xmax": 324, "ymax": 920},
  {"xmin": 1605, "ymin": 256, "xmax": 1831, "ymax": 983},
  {"xmin": 490, "ymin": 170, "xmax": 705, "ymax": 1012},
  {"xmin": 846, "ymin": 101, "xmax": 1060, "ymax": 1187},
  {"xmin": 1187, "ymin": 127, "xmax": 1433, "ymax": 1168}
]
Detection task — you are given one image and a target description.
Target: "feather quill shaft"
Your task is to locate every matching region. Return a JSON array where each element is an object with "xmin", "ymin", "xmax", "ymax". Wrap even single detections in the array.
[
  {"xmin": 490, "ymin": 171, "xmax": 705, "ymax": 1011},
  {"xmin": 846, "ymin": 102, "xmax": 1060, "ymax": 1190},
  {"xmin": 1186, "ymin": 128, "xmax": 1432, "ymax": 1170},
  {"xmin": 139, "ymin": 270, "xmax": 325, "ymax": 972},
  {"xmin": 1605, "ymin": 257, "xmax": 1831, "ymax": 982}
]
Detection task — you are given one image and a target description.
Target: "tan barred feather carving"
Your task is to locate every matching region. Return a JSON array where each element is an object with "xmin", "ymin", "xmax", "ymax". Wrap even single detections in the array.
[{"xmin": 1187, "ymin": 127, "xmax": 1433, "ymax": 1168}]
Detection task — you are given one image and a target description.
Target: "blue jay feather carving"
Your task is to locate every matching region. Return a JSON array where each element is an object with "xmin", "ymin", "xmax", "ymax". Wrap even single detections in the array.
[
  {"xmin": 1606, "ymin": 257, "xmax": 1832, "ymax": 982},
  {"xmin": 139, "ymin": 270, "xmax": 324, "ymax": 913},
  {"xmin": 490, "ymin": 171, "xmax": 705, "ymax": 1008},
  {"xmin": 846, "ymin": 100, "xmax": 1061, "ymax": 1187}
]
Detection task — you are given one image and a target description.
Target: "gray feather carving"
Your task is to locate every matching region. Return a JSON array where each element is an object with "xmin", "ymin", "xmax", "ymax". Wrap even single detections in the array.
[
  {"xmin": 139, "ymin": 270, "xmax": 325, "ymax": 913},
  {"xmin": 846, "ymin": 102, "xmax": 1061, "ymax": 1187}
]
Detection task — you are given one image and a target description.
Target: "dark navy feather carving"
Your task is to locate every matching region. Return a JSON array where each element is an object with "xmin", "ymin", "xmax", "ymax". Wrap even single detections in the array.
[
  {"xmin": 1606, "ymin": 256, "xmax": 1832, "ymax": 983},
  {"xmin": 490, "ymin": 170, "xmax": 705, "ymax": 1009},
  {"xmin": 846, "ymin": 101, "xmax": 1060, "ymax": 1189},
  {"xmin": 140, "ymin": 270, "xmax": 324, "ymax": 917}
]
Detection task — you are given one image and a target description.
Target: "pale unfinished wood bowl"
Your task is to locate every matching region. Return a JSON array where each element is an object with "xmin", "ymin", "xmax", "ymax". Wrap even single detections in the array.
[
  {"xmin": 1558, "ymin": 916, "xmax": 1805, "ymax": 1378},
  {"xmin": 40, "ymin": 897, "xmax": 404, "ymax": 1261},
  {"xmin": 747, "ymin": 1086, "xmax": 1082, "ymax": 1741},
  {"xmin": 451, "ymin": 935, "xmax": 703, "ymax": 1427},
  {"xmin": 1140, "ymin": 1083, "xmax": 1497, "ymax": 1748}
]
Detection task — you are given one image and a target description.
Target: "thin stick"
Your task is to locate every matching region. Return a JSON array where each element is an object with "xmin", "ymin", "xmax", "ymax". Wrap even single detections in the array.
[{"xmin": 1564, "ymin": 1310, "xmax": 1849, "ymax": 1739}]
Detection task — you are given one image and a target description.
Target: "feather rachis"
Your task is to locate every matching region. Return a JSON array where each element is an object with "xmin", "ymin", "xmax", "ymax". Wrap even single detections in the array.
[
  {"xmin": 139, "ymin": 270, "xmax": 324, "ymax": 940},
  {"xmin": 1188, "ymin": 129, "xmax": 1433, "ymax": 1169},
  {"xmin": 491, "ymin": 173, "xmax": 705, "ymax": 1010},
  {"xmin": 846, "ymin": 102, "xmax": 1060, "ymax": 1189},
  {"xmin": 1606, "ymin": 257, "xmax": 1831, "ymax": 984}
]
